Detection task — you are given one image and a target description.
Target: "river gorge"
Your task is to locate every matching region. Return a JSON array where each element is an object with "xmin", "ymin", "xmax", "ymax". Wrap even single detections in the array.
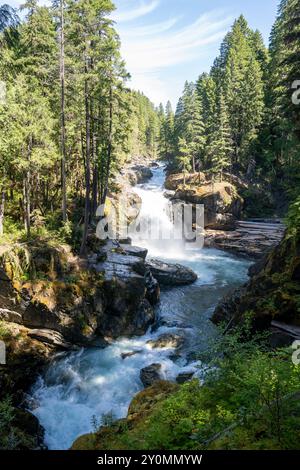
[{"xmin": 29, "ymin": 165, "xmax": 250, "ymax": 450}]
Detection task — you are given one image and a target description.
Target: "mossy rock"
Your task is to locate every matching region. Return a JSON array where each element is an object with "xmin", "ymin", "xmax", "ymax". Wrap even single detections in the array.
[{"xmin": 71, "ymin": 381, "xmax": 179, "ymax": 450}]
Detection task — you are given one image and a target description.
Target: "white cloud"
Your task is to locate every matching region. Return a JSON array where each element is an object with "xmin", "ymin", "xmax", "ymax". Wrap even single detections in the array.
[
  {"xmin": 112, "ymin": 0, "xmax": 160, "ymax": 23},
  {"xmin": 120, "ymin": 17, "xmax": 179, "ymax": 37},
  {"xmin": 117, "ymin": 10, "xmax": 233, "ymax": 105}
]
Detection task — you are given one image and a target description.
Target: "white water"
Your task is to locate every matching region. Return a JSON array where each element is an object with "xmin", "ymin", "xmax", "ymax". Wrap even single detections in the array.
[{"xmin": 29, "ymin": 165, "xmax": 250, "ymax": 450}]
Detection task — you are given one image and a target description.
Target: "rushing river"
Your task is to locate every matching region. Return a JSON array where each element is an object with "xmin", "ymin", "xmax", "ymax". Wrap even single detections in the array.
[{"xmin": 29, "ymin": 165, "xmax": 250, "ymax": 450}]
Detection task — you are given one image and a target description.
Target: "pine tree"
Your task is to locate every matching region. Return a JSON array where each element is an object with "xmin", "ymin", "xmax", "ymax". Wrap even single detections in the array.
[
  {"xmin": 224, "ymin": 18, "xmax": 264, "ymax": 167},
  {"xmin": 177, "ymin": 137, "xmax": 192, "ymax": 185},
  {"xmin": 174, "ymin": 81, "xmax": 206, "ymax": 171},
  {"xmin": 207, "ymin": 92, "xmax": 233, "ymax": 178},
  {"xmin": 159, "ymin": 101, "xmax": 175, "ymax": 162},
  {"xmin": 0, "ymin": 75, "xmax": 58, "ymax": 236}
]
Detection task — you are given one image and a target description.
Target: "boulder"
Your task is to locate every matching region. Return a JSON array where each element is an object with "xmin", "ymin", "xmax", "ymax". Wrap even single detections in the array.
[
  {"xmin": 27, "ymin": 329, "xmax": 78, "ymax": 350},
  {"xmin": 147, "ymin": 333, "xmax": 185, "ymax": 349},
  {"xmin": 174, "ymin": 181, "xmax": 243, "ymax": 231},
  {"xmin": 121, "ymin": 350, "xmax": 142, "ymax": 360},
  {"xmin": 145, "ymin": 270, "xmax": 160, "ymax": 306},
  {"xmin": 135, "ymin": 259, "xmax": 197, "ymax": 286},
  {"xmin": 120, "ymin": 244, "xmax": 148, "ymax": 260},
  {"xmin": 71, "ymin": 381, "xmax": 179, "ymax": 450},
  {"xmin": 165, "ymin": 172, "xmax": 206, "ymax": 190},
  {"xmin": 0, "ymin": 308, "xmax": 23, "ymax": 324},
  {"xmin": 123, "ymin": 166, "xmax": 153, "ymax": 186},
  {"xmin": 176, "ymin": 371, "xmax": 195, "ymax": 384},
  {"xmin": 140, "ymin": 363, "xmax": 163, "ymax": 388},
  {"xmin": 132, "ymin": 165, "xmax": 153, "ymax": 184},
  {"xmin": 90, "ymin": 241, "xmax": 158, "ymax": 337},
  {"xmin": 212, "ymin": 226, "xmax": 300, "ymax": 330}
]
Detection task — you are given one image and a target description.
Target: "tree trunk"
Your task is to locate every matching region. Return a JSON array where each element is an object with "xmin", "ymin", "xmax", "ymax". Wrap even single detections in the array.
[
  {"xmin": 24, "ymin": 171, "xmax": 31, "ymax": 237},
  {"xmin": 101, "ymin": 86, "xmax": 113, "ymax": 206},
  {"xmin": 60, "ymin": 0, "xmax": 67, "ymax": 222},
  {"xmin": 0, "ymin": 189, "xmax": 5, "ymax": 236},
  {"xmin": 192, "ymin": 155, "xmax": 195, "ymax": 173},
  {"xmin": 80, "ymin": 61, "xmax": 91, "ymax": 256},
  {"xmin": 92, "ymin": 163, "xmax": 98, "ymax": 216}
]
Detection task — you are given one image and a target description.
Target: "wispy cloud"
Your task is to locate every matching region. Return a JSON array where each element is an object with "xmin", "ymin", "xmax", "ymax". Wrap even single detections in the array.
[
  {"xmin": 121, "ymin": 17, "xmax": 179, "ymax": 37},
  {"xmin": 122, "ymin": 13, "xmax": 232, "ymax": 71},
  {"xmin": 116, "ymin": 8, "xmax": 233, "ymax": 104},
  {"xmin": 112, "ymin": 0, "xmax": 160, "ymax": 23}
]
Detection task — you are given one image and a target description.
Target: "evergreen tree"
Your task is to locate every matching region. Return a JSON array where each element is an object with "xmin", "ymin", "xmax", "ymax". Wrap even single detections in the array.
[
  {"xmin": 177, "ymin": 137, "xmax": 192, "ymax": 185},
  {"xmin": 224, "ymin": 18, "xmax": 264, "ymax": 167},
  {"xmin": 207, "ymin": 92, "xmax": 233, "ymax": 178}
]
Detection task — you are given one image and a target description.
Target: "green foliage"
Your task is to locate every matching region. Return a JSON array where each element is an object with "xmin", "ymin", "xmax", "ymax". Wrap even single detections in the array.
[
  {"xmin": 79, "ymin": 324, "xmax": 300, "ymax": 451},
  {"xmin": 0, "ymin": 0, "xmax": 161, "ymax": 248},
  {"xmin": 0, "ymin": 321, "xmax": 11, "ymax": 340},
  {"xmin": 286, "ymin": 196, "xmax": 300, "ymax": 231},
  {"xmin": 0, "ymin": 398, "xmax": 36, "ymax": 450}
]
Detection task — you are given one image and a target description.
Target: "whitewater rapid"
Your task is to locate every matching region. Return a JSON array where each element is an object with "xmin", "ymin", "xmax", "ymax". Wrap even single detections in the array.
[{"xmin": 29, "ymin": 165, "xmax": 250, "ymax": 450}]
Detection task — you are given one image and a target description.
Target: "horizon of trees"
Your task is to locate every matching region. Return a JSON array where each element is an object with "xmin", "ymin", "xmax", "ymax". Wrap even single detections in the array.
[
  {"xmin": 0, "ymin": 0, "xmax": 299, "ymax": 253},
  {"xmin": 0, "ymin": 0, "xmax": 161, "ymax": 252},
  {"xmin": 158, "ymin": 0, "xmax": 300, "ymax": 201}
]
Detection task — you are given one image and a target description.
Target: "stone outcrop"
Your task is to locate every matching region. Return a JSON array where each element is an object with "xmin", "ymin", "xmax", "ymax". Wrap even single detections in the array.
[
  {"xmin": 212, "ymin": 226, "xmax": 300, "ymax": 333},
  {"xmin": 165, "ymin": 172, "xmax": 206, "ymax": 190},
  {"xmin": 71, "ymin": 381, "xmax": 179, "ymax": 450},
  {"xmin": 134, "ymin": 258, "xmax": 197, "ymax": 286},
  {"xmin": 205, "ymin": 220, "xmax": 285, "ymax": 259},
  {"xmin": 0, "ymin": 321, "xmax": 52, "ymax": 402},
  {"xmin": 89, "ymin": 241, "xmax": 158, "ymax": 338},
  {"xmin": 173, "ymin": 181, "xmax": 243, "ymax": 231},
  {"xmin": 120, "ymin": 164, "xmax": 153, "ymax": 187},
  {"xmin": 0, "ymin": 240, "xmax": 160, "ymax": 350},
  {"xmin": 140, "ymin": 363, "xmax": 163, "ymax": 387},
  {"xmin": 147, "ymin": 333, "xmax": 185, "ymax": 350},
  {"xmin": 176, "ymin": 371, "xmax": 195, "ymax": 384},
  {"xmin": 27, "ymin": 329, "xmax": 78, "ymax": 350}
]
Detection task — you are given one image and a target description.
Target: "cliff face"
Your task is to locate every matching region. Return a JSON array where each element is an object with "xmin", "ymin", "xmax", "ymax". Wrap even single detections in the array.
[
  {"xmin": 212, "ymin": 226, "xmax": 300, "ymax": 330},
  {"xmin": 0, "ymin": 240, "xmax": 158, "ymax": 347}
]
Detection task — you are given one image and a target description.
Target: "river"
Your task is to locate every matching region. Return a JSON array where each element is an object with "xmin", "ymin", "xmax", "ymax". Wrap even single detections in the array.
[{"xmin": 29, "ymin": 165, "xmax": 250, "ymax": 450}]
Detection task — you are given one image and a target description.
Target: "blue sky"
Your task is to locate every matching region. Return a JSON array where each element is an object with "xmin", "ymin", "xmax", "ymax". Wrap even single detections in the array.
[{"xmin": 6, "ymin": 0, "xmax": 279, "ymax": 107}]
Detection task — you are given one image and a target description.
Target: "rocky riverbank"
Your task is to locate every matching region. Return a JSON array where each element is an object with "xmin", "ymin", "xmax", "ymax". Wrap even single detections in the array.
[
  {"xmin": 212, "ymin": 223, "xmax": 300, "ymax": 345},
  {"xmin": 0, "ymin": 162, "xmax": 199, "ymax": 449},
  {"xmin": 164, "ymin": 171, "xmax": 285, "ymax": 259}
]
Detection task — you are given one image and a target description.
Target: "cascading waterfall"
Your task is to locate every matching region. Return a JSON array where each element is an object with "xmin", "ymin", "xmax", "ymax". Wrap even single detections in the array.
[{"xmin": 29, "ymin": 165, "xmax": 250, "ymax": 450}]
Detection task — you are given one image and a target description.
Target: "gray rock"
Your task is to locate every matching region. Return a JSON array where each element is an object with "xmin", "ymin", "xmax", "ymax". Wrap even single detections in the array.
[
  {"xmin": 135, "ymin": 259, "xmax": 197, "ymax": 286},
  {"xmin": 132, "ymin": 165, "xmax": 153, "ymax": 184},
  {"xmin": 120, "ymin": 245, "xmax": 148, "ymax": 260},
  {"xmin": 140, "ymin": 363, "xmax": 163, "ymax": 388},
  {"xmin": 121, "ymin": 350, "xmax": 142, "ymax": 360},
  {"xmin": 145, "ymin": 269, "xmax": 160, "ymax": 305},
  {"xmin": 147, "ymin": 333, "xmax": 185, "ymax": 350},
  {"xmin": 0, "ymin": 308, "xmax": 23, "ymax": 324},
  {"xmin": 27, "ymin": 329, "xmax": 78, "ymax": 350},
  {"xmin": 176, "ymin": 371, "xmax": 195, "ymax": 384}
]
